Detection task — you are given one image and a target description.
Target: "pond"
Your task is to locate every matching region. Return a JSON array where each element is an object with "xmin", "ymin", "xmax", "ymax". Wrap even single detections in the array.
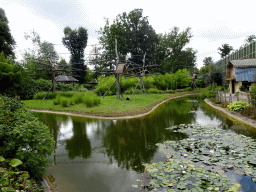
[{"xmin": 34, "ymin": 96, "xmax": 256, "ymax": 192}]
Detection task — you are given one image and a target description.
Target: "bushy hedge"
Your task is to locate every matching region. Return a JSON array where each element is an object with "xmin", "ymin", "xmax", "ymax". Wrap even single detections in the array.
[
  {"xmin": 0, "ymin": 95, "xmax": 55, "ymax": 178},
  {"xmin": 199, "ymin": 83, "xmax": 217, "ymax": 99},
  {"xmin": 94, "ymin": 69, "xmax": 191, "ymax": 96},
  {"xmin": 52, "ymin": 91, "xmax": 101, "ymax": 108}
]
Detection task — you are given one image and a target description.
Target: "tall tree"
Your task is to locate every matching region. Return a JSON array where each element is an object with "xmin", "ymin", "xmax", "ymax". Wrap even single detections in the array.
[
  {"xmin": 38, "ymin": 41, "xmax": 59, "ymax": 62},
  {"xmin": 244, "ymin": 35, "xmax": 256, "ymax": 45},
  {"xmin": 0, "ymin": 8, "xmax": 15, "ymax": 58},
  {"xmin": 62, "ymin": 26, "xmax": 88, "ymax": 84},
  {"xmin": 218, "ymin": 43, "xmax": 233, "ymax": 58},
  {"xmin": 98, "ymin": 9, "xmax": 158, "ymax": 65},
  {"xmin": 155, "ymin": 27, "xmax": 196, "ymax": 73},
  {"xmin": 203, "ymin": 56, "xmax": 213, "ymax": 66}
]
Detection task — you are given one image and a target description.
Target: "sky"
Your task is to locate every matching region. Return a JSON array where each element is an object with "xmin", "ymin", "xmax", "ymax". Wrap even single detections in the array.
[{"xmin": 2, "ymin": 0, "xmax": 256, "ymax": 69}]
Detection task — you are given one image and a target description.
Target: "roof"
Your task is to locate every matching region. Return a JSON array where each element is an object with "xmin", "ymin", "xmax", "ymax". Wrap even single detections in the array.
[
  {"xmin": 115, "ymin": 64, "xmax": 128, "ymax": 74},
  {"xmin": 55, "ymin": 75, "xmax": 79, "ymax": 82},
  {"xmin": 235, "ymin": 68, "xmax": 256, "ymax": 82},
  {"xmin": 88, "ymin": 79, "xmax": 98, "ymax": 84},
  {"xmin": 229, "ymin": 58, "xmax": 256, "ymax": 68}
]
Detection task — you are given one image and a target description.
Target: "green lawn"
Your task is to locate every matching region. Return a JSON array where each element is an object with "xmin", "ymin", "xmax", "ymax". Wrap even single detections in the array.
[{"xmin": 23, "ymin": 92, "xmax": 197, "ymax": 117}]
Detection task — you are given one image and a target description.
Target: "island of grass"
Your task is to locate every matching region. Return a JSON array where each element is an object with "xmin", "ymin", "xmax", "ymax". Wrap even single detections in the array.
[{"xmin": 23, "ymin": 90, "xmax": 200, "ymax": 118}]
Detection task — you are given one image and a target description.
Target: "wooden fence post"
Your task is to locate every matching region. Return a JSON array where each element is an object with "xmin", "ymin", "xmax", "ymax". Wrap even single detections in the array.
[
  {"xmin": 230, "ymin": 93, "xmax": 232, "ymax": 103},
  {"xmin": 224, "ymin": 92, "xmax": 226, "ymax": 102},
  {"xmin": 216, "ymin": 89, "xmax": 218, "ymax": 101},
  {"xmin": 237, "ymin": 92, "xmax": 239, "ymax": 101}
]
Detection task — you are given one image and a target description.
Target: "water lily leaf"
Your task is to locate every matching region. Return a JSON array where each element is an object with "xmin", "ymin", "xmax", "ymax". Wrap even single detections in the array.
[
  {"xmin": 9, "ymin": 159, "xmax": 22, "ymax": 167},
  {"xmin": 177, "ymin": 183, "xmax": 186, "ymax": 189}
]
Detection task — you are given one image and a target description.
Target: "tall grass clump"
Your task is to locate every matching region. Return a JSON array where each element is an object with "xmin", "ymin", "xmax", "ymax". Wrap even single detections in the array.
[
  {"xmin": 199, "ymin": 83, "xmax": 217, "ymax": 99},
  {"xmin": 53, "ymin": 95, "xmax": 61, "ymax": 105},
  {"xmin": 71, "ymin": 93, "xmax": 84, "ymax": 104},
  {"xmin": 60, "ymin": 97, "xmax": 69, "ymax": 107},
  {"xmin": 82, "ymin": 92, "xmax": 101, "ymax": 107}
]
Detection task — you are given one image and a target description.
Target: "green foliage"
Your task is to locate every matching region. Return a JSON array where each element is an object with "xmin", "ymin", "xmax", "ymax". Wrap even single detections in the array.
[
  {"xmin": 0, "ymin": 8, "xmax": 15, "ymax": 58},
  {"xmin": 0, "ymin": 53, "xmax": 38, "ymax": 100},
  {"xmin": 240, "ymin": 106, "xmax": 256, "ymax": 119},
  {"xmin": 53, "ymin": 95, "xmax": 61, "ymax": 105},
  {"xmin": 148, "ymin": 88, "xmax": 158, "ymax": 94},
  {"xmin": 218, "ymin": 43, "xmax": 233, "ymax": 58},
  {"xmin": 62, "ymin": 26, "xmax": 88, "ymax": 84},
  {"xmin": 51, "ymin": 91, "xmax": 101, "ymax": 108},
  {"xmin": 155, "ymin": 27, "xmax": 196, "ymax": 72},
  {"xmin": 99, "ymin": 9, "xmax": 158, "ymax": 65},
  {"xmin": 60, "ymin": 97, "xmax": 69, "ymax": 107},
  {"xmin": 185, "ymin": 87, "xmax": 193, "ymax": 91},
  {"xmin": 0, "ymin": 156, "xmax": 44, "ymax": 191},
  {"xmin": 217, "ymin": 86, "xmax": 225, "ymax": 91},
  {"xmin": 94, "ymin": 70, "xmax": 191, "ymax": 96},
  {"xmin": 0, "ymin": 96, "xmax": 55, "ymax": 178},
  {"xmin": 249, "ymin": 85, "xmax": 256, "ymax": 107},
  {"xmin": 82, "ymin": 92, "xmax": 101, "ymax": 107},
  {"xmin": 199, "ymin": 83, "xmax": 217, "ymax": 99},
  {"xmin": 227, "ymin": 101, "xmax": 249, "ymax": 112}
]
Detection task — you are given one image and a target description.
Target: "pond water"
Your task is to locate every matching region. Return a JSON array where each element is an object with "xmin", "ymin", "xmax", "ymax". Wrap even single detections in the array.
[{"xmin": 34, "ymin": 96, "xmax": 256, "ymax": 192}]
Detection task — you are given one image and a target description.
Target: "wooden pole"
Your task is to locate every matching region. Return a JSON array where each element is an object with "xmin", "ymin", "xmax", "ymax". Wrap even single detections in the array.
[
  {"xmin": 132, "ymin": 80, "xmax": 140, "ymax": 95},
  {"xmin": 116, "ymin": 74, "xmax": 120, "ymax": 99},
  {"xmin": 103, "ymin": 79, "xmax": 116, "ymax": 98}
]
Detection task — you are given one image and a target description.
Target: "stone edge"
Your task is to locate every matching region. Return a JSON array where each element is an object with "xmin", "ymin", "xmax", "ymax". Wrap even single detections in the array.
[{"xmin": 204, "ymin": 98, "xmax": 256, "ymax": 128}]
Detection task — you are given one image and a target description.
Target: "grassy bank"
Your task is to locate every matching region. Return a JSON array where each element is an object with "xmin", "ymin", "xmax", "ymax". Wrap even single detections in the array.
[{"xmin": 23, "ymin": 92, "xmax": 198, "ymax": 117}]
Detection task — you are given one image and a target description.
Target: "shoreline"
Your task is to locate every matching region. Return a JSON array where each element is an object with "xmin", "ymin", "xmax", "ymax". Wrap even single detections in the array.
[
  {"xmin": 204, "ymin": 98, "xmax": 256, "ymax": 128},
  {"xmin": 30, "ymin": 93, "xmax": 199, "ymax": 120}
]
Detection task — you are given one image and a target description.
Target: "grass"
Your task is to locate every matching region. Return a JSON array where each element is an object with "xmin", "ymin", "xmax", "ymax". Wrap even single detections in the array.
[{"xmin": 23, "ymin": 91, "xmax": 198, "ymax": 117}]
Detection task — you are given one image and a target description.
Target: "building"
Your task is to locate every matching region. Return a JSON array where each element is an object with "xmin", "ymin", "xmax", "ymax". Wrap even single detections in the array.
[{"xmin": 226, "ymin": 58, "xmax": 256, "ymax": 93}]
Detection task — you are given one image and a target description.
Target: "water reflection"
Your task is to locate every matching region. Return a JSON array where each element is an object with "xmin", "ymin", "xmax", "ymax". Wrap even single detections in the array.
[{"xmin": 33, "ymin": 96, "xmax": 256, "ymax": 192}]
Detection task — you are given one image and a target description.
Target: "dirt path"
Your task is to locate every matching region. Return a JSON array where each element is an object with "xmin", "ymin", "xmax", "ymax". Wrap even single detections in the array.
[
  {"xmin": 30, "ymin": 93, "xmax": 199, "ymax": 120},
  {"xmin": 204, "ymin": 99, "xmax": 256, "ymax": 128}
]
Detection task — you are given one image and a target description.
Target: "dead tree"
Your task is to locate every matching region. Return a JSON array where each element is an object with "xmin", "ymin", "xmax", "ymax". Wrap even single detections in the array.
[
  {"xmin": 27, "ymin": 56, "xmax": 81, "ymax": 100},
  {"xmin": 95, "ymin": 39, "xmax": 161, "ymax": 99}
]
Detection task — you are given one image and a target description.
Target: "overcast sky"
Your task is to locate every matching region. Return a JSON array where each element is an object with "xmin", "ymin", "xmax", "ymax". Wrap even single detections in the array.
[{"xmin": 2, "ymin": 0, "xmax": 256, "ymax": 69}]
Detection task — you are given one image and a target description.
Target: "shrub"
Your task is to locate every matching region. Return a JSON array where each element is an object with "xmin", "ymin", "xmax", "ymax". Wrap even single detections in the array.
[
  {"xmin": 148, "ymin": 88, "xmax": 158, "ymax": 94},
  {"xmin": 249, "ymin": 85, "xmax": 256, "ymax": 107},
  {"xmin": 60, "ymin": 97, "xmax": 69, "ymax": 107},
  {"xmin": 165, "ymin": 90, "xmax": 175, "ymax": 94},
  {"xmin": 185, "ymin": 87, "xmax": 193, "ymax": 91},
  {"xmin": 227, "ymin": 101, "xmax": 249, "ymax": 112},
  {"xmin": 82, "ymin": 92, "xmax": 101, "ymax": 107},
  {"xmin": 0, "ymin": 156, "xmax": 44, "ymax": 191},
  {"xmin": 217, "ymin": 86, "xmax": 225, "ymax": 91},
  {"xmin": 240, "ymin": 106, "xmax": 256, "ymax": 119},
  {"xmin": 53, "ymin": 95, "xmax": 61, "ymax": 105},
  {"xmin": 72, "ymin": 93, "xmax": 84, "ymax": 104},
  {"xmin": 33, "ymin": 92, "xmax": 46, "ymax": 100},
  {"xmin": 0, "ymin": 96, "xmax": 54, "ymax": 178},
  {"xmin": 33, "ymin": 92, "xmax": 57, "ymax": 100}
]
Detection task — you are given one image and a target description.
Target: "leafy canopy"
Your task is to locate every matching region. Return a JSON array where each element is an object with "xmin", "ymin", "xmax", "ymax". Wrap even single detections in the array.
[
  {"xmin": 99, "ymin": 9, "xmax": 158, "ymax": 65},
  {"xmin": 155, "ymin": 27, "xmax": 196, "ymax": 73},
  {"xmin": 218, "ymin": 43, "xmax": 233, "ymax": 58},
  {"xmin": 0, "ymin": 8, "xmax": 15, "ymax": 58},
  {"xmin": 62, "ymin": 26, "xmax": 88, "ymax": 84}
]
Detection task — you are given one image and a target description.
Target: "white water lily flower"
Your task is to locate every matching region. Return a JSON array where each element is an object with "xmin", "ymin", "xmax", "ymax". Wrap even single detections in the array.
[
  {"xmin": 182, "ymin": 171, "xmax": 186, "ymax": 174},
  {"xmin": 210, "ymin": 150, "xmax": 214, "ymax": 154},
  {"xmin": 183, "ymin": 154, "xmax": 188, "ymax": 158}
]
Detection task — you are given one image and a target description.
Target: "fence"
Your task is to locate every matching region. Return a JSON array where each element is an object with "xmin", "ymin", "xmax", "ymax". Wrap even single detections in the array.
[
  {"xmin": 213, "ymin": 42, "xmax": 256, "ymax": 86},
  {"xmin": 216, "ymin": 89, "xmax": 250, "ymax": 104}
]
